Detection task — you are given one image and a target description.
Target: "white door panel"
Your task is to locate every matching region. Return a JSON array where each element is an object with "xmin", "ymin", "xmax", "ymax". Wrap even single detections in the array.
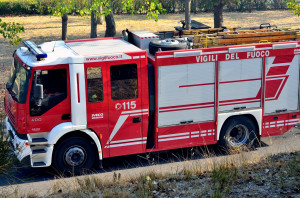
[
  {"xmin": 158, "ymin": 62, "xmax": 215, "ymax": 127},
  {"xmin": 219, "ymin": 58, "xmax": 263, "ymax": 112},
  {"xmin": 264, "ymin": 55, "xmax": 299, "ymax": 114}
]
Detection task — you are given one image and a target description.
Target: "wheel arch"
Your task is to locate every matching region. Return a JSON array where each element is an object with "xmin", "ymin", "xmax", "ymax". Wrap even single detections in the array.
[
  {"xmin": 47, "ymin": 123, "xmax": 103, "ymax": 164},
  {"xmin": 217, "ymin": 109, "xmax": 262, "ymax": 141}
]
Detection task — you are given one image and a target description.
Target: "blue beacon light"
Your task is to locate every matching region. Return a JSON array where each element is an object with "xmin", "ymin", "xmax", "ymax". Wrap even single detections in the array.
[{"xmin": 23, "ymin": 40, "xmax": 47, "ymax": 61}]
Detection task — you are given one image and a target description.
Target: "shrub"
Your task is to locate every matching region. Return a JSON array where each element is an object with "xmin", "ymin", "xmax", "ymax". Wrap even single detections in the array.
[
  {"xmin": 0, "ymin": 115, "xmax": 13, "ymax": 176},
  {"xmin": 0, "ymin": 0, "xmax": 54, "ymax": 15}
]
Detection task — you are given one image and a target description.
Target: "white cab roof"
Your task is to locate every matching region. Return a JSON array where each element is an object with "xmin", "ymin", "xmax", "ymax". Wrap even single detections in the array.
[
  {"xmin": 66, "ymin": 39, "xmax": 142, "ymax": 56},
  {"xmin": 16, "ymin": 38, "xmax": 143, "ymax": 67}
]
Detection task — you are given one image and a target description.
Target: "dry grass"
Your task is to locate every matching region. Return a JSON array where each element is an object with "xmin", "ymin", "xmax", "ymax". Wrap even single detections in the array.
[
  {"xmin": 0, "ymin": 10, "xmax": 299, "ymax": 64},
  {"xmin": 6, "ymin": 150, "xmax": 296, "ymax": 198},
  {"xmin": 1, "ymin": 142, "xmax": 300, "ymax": 197},
  {"xmin": 0, "ymin": 10, "xmax": 298, "ymax": 94}
]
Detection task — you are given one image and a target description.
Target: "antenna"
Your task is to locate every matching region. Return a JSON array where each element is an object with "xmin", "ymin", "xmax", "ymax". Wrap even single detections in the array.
[{"xmin": 52, "ymin": 41, "xmax": 56, "ymax": 52}]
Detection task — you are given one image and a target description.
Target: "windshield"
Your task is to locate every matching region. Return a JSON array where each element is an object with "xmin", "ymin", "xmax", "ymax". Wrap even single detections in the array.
[{"xmin": 6, "ymin": 57, "xmax": 30, "ymax": 103}]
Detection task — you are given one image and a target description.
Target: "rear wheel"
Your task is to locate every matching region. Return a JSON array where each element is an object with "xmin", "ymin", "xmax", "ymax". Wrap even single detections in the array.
[
  {"xmin": 53, "ymin": 136, "xmax": 97, "ymax": 174},
  {"xmin": 219, "ymin": 116, "xmax": 258, "ymax": 151}
]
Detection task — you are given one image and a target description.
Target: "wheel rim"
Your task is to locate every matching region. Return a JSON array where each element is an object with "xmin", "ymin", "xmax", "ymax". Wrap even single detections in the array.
[
  {"xmin": 160, "ymin": 39, "xmax": 180, "ymax": 45},
  {"xmin": 64, "ymin": 146, "xmax": 86, "ymax": 167},
  {"xmin": 228, "ymin": 124, "xmax": 249, "ymax": 147}
]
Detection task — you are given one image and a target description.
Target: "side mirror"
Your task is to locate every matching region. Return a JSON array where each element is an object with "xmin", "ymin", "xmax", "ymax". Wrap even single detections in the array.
[
  {"xmin": 34, "ymin": 84, "xmax": 43, "ymax": 99},
  {"xmin": 34, "ymin": 84, "xmax": 43, "ymax": 106}
]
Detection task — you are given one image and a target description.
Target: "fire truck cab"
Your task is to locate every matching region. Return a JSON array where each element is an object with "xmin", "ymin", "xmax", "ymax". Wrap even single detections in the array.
[{"xmin": 5, "ymin": 38, "xmax": 150, "ymax": 172}]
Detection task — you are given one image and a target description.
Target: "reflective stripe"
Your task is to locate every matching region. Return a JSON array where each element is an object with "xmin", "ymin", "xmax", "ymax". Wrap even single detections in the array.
[
  {"xmin": 158, "ymin": 136, "xmax": 189, "ymax": 142},
  {"xmin": 158, "ymin": 132, "xmax": 189, "ymax": 138},
  {"xmin": 106, "ymin": 141, "xmax": 146, "ymax": 148}
]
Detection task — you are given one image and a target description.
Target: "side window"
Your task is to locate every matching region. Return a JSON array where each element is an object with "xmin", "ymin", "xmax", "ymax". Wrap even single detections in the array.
[
  {"xmin": 30, "ymin": 69, "xmax": 67, "ymax": 116},
  {"xmin": 110, "ymin": 64, "xmax": 138, "ymax": 100},
  {"xmin": 87, "ymin": 67, "xmax": 103, "ymax": 102}
]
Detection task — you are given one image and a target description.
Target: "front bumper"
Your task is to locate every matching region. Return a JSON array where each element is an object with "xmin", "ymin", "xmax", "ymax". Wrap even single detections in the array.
[{"xmin": 5, "ymin": 117, "xmax": 31, "ymax": 161}]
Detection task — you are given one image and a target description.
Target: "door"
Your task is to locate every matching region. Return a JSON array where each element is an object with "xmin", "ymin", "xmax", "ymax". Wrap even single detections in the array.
[
  {"xmin": 264, "ymin": 55, "xmax": 299, "ymax": 114},
  {"xmin": 219, "ymin": 58, "xmax": 262, "ymax": 111},
  {"xmin": 107, "ymin": 61, "xmax": 143, "ymax": 157},
  {"xmin": 27, "ymin": 66, "xmax": 71, "ymax": 133},
  {"xmin": 85, "ymin": 64, "xmax": 109, "ymax": 157},
  {"xmin": 157, "ymin": 62, "xmax": 215, "ymax": 127},
  {"xmin": 263, "ymin": 55, "xmax": 300, "ymax": 136}
]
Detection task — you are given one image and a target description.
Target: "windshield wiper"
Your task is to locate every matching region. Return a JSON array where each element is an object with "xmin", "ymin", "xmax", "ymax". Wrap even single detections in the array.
[
  {"xmin": 6, "ymin": 83, "xmax": 12, "ymax": 91},
  {"xmin": 10, "ymin": 92, "xmax": 17, "ymax": 101}
]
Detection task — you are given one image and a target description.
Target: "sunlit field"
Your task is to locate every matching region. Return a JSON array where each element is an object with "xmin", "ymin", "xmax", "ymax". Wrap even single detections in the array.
[{"xmin": 0, "ymin": 10, "xmax": 299, "ymax": 96}]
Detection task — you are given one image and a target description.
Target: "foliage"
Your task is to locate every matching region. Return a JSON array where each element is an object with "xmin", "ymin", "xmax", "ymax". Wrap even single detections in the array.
[
  {"xmin": 0, "ymin": 115, "xmax": 14, "ymax": 176},
  {"xmin": 47, "ymin": 0, "xmax": 82, "ymax": 17},
  {"xmin": 211, "ymin": 163, "xmax": 238, "ymax": 193},
  {"xmin": 0, "ymin": 0, "xmax": 53, "ymax": 15},
  {"xmin": 285, "ymin": 0, "xmax": 300, "ymax": 16},
  {"xmin": 122, "ymin": 0, "xmax": 166, "ymax": 21},
  {"xmin": 0, "ymin": 18, "xmax": 24, "ymax": 45},
  {"xmin": 0, "ymin": 0, "xmax": 289, "ymax": 15},
  {"xmin": 78, "ymin": 0, "xmax": 112, "ymax": 19}
]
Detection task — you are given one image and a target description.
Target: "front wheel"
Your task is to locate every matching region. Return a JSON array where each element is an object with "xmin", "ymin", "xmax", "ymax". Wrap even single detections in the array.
[
  {"xmin": 53, "ymin": 136, "xmax": 97, "ymax": 174},
  {"xmin": 219, "ymin": 116, "xmax": 258, "ymax": 151}
]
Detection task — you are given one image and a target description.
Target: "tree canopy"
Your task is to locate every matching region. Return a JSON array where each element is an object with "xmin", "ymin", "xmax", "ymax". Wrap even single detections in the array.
[
  {"xmin": 285, "ymin": 0, "xmax": 300, "ymax": 16},
  {"xmin": 0, "ymin": 19, "xmax": 24, "ymax": 45},
  {"xmin": 47, "ymin": 0, "xmax": 165, "ymax": 39}
]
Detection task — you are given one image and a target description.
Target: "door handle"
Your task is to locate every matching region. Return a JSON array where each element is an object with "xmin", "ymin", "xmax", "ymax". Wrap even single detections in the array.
[
  {"xmin": 133, "ymin": 117, "xmax": 141, "ymax": 123},
  {"xmin": 62, "ymin": 114, "xmax": 71, "ymax": 120}
]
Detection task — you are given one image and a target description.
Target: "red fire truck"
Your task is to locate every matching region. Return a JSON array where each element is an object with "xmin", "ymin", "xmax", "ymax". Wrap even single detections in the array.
[{"xmin": 5, "ymin": 30, "xmax": 300, "ymax": 173}]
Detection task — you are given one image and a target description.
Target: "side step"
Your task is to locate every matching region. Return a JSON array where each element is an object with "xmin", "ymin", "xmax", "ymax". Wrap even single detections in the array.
[
  {"xmin": 33, "ymin": 162, "xmax": 46, "ymax": 167},
  {"xmin": 31, "ymin": 138, "xmax": 48, "ymax": 145},
  {"xmin": 32, "ymin": 149, "xmax": 47, "ymax": 154}
]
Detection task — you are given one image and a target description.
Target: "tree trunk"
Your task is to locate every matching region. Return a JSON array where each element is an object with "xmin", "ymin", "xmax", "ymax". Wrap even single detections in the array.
[
  {"xmin": 61, "ymin": 14, "xmax": 68, "ymax": 40},
  {"xmin": 97, "ymin": 5, "xmax": 104, "ymax": 25},
  {"xmin": 191, "ymin": 0, "xmax": 197, "ymax": 14},
  {"xmin": 105, "ymin": 2, "xmax": 116, "ymax": 37},
  {"xmin": 214, "ymin": 2, "xmax": 224, "ymax": 28},
  {"xmin": 185, "ymin": 0, "xmax": 191, "ymax": 30},
  {"xmin": 90, "ymin": 0, "xmax": 97, "ymax": 38}
]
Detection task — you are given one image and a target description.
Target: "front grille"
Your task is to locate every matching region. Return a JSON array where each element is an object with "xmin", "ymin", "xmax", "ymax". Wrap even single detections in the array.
[
  {"xmin": 15, "ymin": 130, "xmax": 27, "ymax": 140},
  {"xmin": 6, "ymin": 106, "xmax": 15, "ymax": 126},
  {"xmin": 8, "ymin": 129, "xmax": 14, "ymax": 140},
  {"xmin": 8, "ymin": 122, "xmax": 27, "ymax": 140}
]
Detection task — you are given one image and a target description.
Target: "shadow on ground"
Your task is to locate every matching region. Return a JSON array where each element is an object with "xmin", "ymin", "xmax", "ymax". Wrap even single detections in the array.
[{"xmin": 0, "ymin": 138, "xmax": 270, "ymax": 187}]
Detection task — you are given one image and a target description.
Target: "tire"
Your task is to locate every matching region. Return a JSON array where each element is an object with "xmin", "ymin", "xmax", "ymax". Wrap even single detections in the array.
[
  {"xmin": 219, "ymin": 116, "xmax": 258, "ymax": 151},
  {"xmin": 149, "ymin": 39, "xmax": 189, "ymax": 55},
  {"xmin": 53, "ymin": 136, "xmax": 97, "ymax": 174}
]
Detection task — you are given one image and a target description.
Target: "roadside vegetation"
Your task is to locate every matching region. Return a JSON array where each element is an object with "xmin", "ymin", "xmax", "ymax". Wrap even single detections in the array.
[
  {"xmin": 2, "ymin": 149, "xmax": 300, "ymax": 197},
  {"xmin": 0, "ymin": 114, "xmax": 18, "ymax": 180},
  {"xmin": 43, "ymin": 151, "xmax": 300, "ymax": 197},
  {"xmin": 0, "ymin": 115, "xmax": 10, "ymax": 174}
]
